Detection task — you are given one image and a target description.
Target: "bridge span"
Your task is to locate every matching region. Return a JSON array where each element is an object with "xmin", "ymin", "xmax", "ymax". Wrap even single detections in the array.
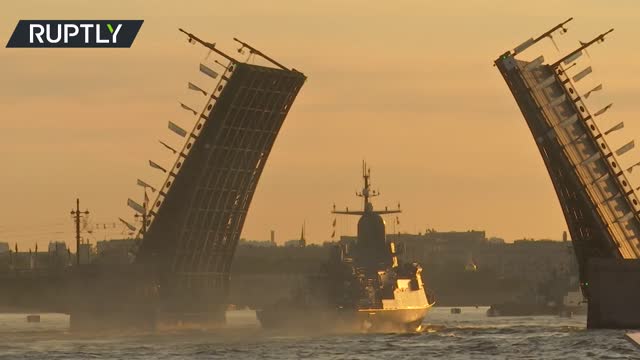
[
  {"xmin": 0, "ymin": 31, "xmax": 306, "ymax": 330},
  {"xmin": 496, "ymin": 18, "xmax": 640, "ymax": 328}
]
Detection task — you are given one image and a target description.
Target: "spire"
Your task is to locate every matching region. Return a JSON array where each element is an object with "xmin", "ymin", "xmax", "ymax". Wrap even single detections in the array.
[{"xmin": 299, "ymin": 221, "xmax": 306, "ymax": 247}]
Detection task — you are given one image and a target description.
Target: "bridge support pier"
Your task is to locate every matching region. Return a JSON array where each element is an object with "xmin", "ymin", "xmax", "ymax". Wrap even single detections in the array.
[
  {"xmin": 156, "ymin": 310, "xmax": 227, "ymax": 330},
  {"xmin": 587, "ymin": 258, "xmax": 640, "ymax": 329},
  {"xmin": 70, "ymin": 309, "xmax": 157, "ymax": 332}
]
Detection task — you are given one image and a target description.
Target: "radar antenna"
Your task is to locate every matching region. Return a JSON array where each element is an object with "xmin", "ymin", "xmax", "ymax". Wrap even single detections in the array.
[{"xmin": 332, "ymin": 161, "xmax": 401, "ymax": 216}]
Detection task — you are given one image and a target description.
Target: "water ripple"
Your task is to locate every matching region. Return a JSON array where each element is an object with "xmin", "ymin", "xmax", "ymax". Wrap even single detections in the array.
[{"xmin": 0, "ymin": 308, "xmax": 638, "ymax": 359}]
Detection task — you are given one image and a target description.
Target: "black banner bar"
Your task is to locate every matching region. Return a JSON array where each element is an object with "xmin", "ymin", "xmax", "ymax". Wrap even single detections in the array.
[{"xmin": 6, "ymin": 20, "xmax": 144, "ymax": 48}]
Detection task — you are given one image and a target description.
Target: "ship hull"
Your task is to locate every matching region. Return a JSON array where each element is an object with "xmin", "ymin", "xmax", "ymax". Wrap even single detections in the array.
[
  {"xmin": 355, "ymin": 306, "xmax": 431, "ymax": 332},
  {"xmin": 257, "ymin": 304, "xmax": 431, "ymax": 332}
]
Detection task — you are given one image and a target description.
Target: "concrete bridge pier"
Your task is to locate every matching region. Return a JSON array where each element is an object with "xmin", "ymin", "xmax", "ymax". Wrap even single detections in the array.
[{"xmin": 587, "ymin": 258, "xmax": 640, "ymax": 329}]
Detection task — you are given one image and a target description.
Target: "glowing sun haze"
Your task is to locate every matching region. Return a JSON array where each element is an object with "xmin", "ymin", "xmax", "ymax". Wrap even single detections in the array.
[{"xmin": 1, "ymin": 0, "xmax": 639, "ymax": 248}]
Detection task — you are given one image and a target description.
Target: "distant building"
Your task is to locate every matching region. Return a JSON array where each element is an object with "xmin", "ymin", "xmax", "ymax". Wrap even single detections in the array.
[
  {"xmin": 238, "ymin": 239, "xmax": 277, "ymax": 248},
  {"xmin": 96, "ymin": 239, "xmax": 135, "ymax": 253},
  {"xmin": 285, "ymin": 223, "xmax": 307, "ymax": 247},
  {"xmin": 0, "ymin": 242, "xmax": 9, "ymax": 253},
  {"xmin": 488, "ymin": 237, "xmax": 506, "ymax": 244},
  {"xmin": 95, "ymin": 239, "xmax": 136, "ymax": 264},
  {"xmin": 48, "ymin": 241, "xmax": 68, "ymax": 255},
  {"xmin": 78, "ymin": 243, "xmax": 93, "ymax": 265},
  {"xmin": 284, "ymin": 239, "xmax": 305, "ymax": 247},
  {"xmin": 46, "ymin": 241, "xmax": 72, "ymax": 267},
  {"xmin": 388, "ymin": 230, "xmax": 575, "ymax": 281}
]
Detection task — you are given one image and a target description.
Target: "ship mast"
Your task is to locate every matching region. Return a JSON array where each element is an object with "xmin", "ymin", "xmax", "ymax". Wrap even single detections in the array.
[
  {"xmin": 357, "ymin": 161, "xmax": 376, "ymax": 213},
  {"xmin": 332, "ymin": 161, "xmax": 401, "ymax": 216}
]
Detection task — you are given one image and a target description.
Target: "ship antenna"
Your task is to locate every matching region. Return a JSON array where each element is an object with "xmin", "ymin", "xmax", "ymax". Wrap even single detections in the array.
[
  {"xmin": 358, "ymin": 160, "xmax": 375, "ymax": 212},
  {"xmin": 332, "ymin": 162, "xmax": 400, "ymax": 216}
]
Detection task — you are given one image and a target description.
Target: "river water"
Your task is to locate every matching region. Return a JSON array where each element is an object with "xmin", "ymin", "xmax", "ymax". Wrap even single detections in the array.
[{"xmin": 0, "ymin": 307, "xmax": 637, "ymax": 359}]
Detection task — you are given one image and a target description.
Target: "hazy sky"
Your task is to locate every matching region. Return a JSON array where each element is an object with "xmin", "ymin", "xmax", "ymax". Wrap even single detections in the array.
[{"xmin": 1, "ymin": 1, "xmax": 639, "ymax": 249}]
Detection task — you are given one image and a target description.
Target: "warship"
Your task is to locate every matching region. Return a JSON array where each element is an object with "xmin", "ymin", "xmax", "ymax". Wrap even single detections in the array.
[{"xmin": 257, "ymin": 163, "xmax": 433, "ymax": 332}]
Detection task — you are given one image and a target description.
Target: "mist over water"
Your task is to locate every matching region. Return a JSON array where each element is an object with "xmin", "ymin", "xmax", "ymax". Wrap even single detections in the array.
[{"xmin": 0, "ymin": 307, "xmax": 636, "ymax": 359}]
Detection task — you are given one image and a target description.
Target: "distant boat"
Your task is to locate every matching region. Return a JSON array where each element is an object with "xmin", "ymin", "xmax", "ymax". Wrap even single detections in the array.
[{"xmin": 487, "ymin": 286, "xmax": 586, "ymax": 317}]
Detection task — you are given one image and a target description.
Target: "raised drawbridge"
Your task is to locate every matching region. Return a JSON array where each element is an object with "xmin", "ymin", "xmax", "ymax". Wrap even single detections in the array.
[
  {"xmin": 495, "ymin": 18, "xmax": 640, "ymax": 328},
  {"xmin": 0, "ymin": 30, "xmax": 306, "ymax": 330},
  {"xmin": 126, "ymin": 30, "xmax": 306, "ymax": 323}
]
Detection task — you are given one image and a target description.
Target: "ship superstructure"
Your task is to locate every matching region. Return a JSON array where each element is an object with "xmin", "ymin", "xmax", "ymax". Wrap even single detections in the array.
[
  {"xmin": 329, "ymin": 162, "xmax": 431, "ymax": 330},
  {"xmin": 258, "ymin": 162, "xmax": 432, "ymax": 332}
]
